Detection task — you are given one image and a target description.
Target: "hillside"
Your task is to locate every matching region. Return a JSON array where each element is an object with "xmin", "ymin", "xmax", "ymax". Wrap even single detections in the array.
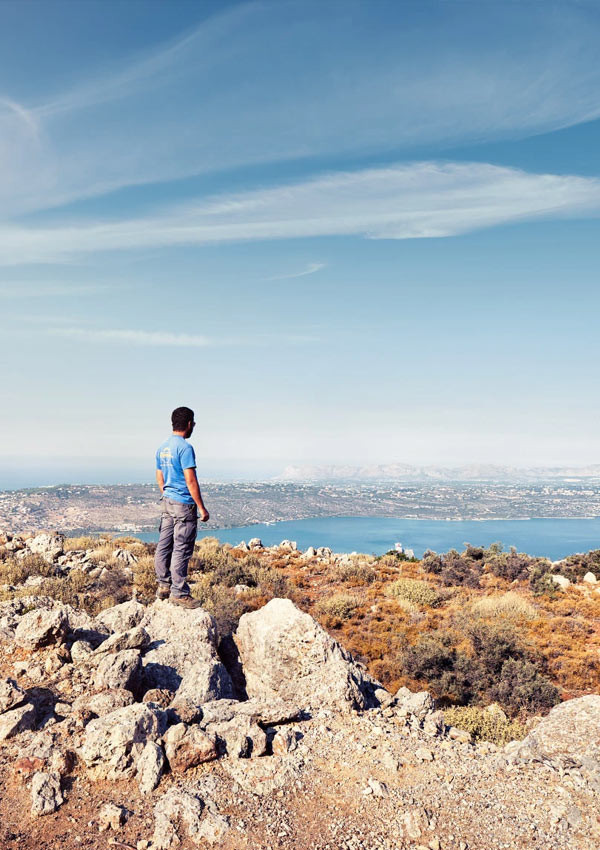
[{"xmin": 0, "ymin": 530, "xmax": 599, "ymax": 849}]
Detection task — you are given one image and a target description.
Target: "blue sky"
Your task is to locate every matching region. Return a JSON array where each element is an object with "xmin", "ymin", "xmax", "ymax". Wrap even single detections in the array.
[{"xmin": 1, "ymin": 0, "xmax": 600, "ymax": 484}]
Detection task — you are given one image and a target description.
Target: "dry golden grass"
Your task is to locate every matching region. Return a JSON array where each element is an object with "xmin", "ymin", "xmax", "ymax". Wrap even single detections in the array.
[{"xmin": 471, "ymin": 592, "xmax": 537, "ymax": 622}]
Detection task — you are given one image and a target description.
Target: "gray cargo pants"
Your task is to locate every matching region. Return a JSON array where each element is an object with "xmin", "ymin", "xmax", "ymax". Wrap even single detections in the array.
[{"xmin": 154, "ymin": 497, "xmax": 198, "ymax": 598}]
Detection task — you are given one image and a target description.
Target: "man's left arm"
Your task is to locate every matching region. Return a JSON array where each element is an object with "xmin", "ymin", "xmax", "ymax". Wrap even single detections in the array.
[
  {"xmin": 183, "ymin": 468, "xmax": 210, "ymax": 522},
  {"xmin": 155, "ymin": 469, "xmax": 165, "ymax": 494}
]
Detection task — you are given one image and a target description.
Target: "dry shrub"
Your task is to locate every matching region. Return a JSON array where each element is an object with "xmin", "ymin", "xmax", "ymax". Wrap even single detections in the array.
[
  {"xmin": 133, "ymin": 554, "xmax": 157, "ymax": 602},
  {"xmin": 444, "ymin": 705, "xmax": 528, "ymax": 746},
  {"xmin": 333, "ymin": 560, "xmax": 376, "ymax": 585},
  {"xmin": 386, "ymin": 578, "xmax": 442, "ymax": 607},
  {"xmin": 472, "ymin": 592, "xmax": 537, "ymax": 622},
  {"xmin": 0, "ymin": 553, "xmax": 58, "ymax": 586},
  {"xmin": 316, "ymin": 592, "xmax": 360, "ymax": 623},
  {"xmin": 394, "ymin": 597, "xmax": 420, "ymax": 618},
  {"xmin": 63, "ymin": 535, "xmax": 96, "ymax": 551}
]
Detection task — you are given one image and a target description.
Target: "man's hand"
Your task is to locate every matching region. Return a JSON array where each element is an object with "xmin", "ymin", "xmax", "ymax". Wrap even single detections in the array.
[{"xmin": 200, "ymin": 509, "xmax": 210, "ymax": 523}]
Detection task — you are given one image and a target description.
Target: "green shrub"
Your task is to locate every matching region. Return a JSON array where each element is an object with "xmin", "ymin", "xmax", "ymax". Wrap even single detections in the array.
[
  {"xmin": 444, "ymin": 705, "xmax": 528, "ymax": 745},
  {"xmin": 488, "ymin": 658, "xmax": 560, "ymax": 716},
  {"xmin": 528, "ymin": 562, "xmax": 557, "ymax": 596},
  {"xmin": 386, "ymin": 578, "xmax": 441, "ymax": 607},
  {"xmin": 401, "ymin": 631, "xmax": 474, "ymax": 704}
]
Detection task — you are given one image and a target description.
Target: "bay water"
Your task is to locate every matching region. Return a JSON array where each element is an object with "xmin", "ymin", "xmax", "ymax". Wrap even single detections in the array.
[{"xmin": 134, "ymin": 515, "xmax": 600, "ymax": 560}]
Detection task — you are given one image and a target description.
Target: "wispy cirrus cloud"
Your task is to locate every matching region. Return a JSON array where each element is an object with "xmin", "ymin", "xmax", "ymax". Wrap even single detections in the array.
[
  {"xmin": 0, "ymin": 282, "xmax": 102, "ymax": 297},
  {"xmin": 266, "ymin": 262, "xmax": 326, "ymax": 281},
  {"xmin": 2, "ymin": 161, "xmax": 600, "ymax": 265},
  {"xmin": 50, "ymin": 327, "xmax": 316, "ymax": 347},
  {"xmin": 2, "ymin": 1, "xmax": 600, "ymax": 216}
]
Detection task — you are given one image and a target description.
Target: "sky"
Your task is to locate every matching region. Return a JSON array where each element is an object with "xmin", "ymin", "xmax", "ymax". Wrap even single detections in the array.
[{"xmin": 1, "ymin": 0, "xmax": 600, "ymax": 485}]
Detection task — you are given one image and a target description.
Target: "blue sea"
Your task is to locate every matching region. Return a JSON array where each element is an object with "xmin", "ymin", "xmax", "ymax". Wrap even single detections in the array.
[{"xmin": 133, "ymin": 515, "xmax": 600, "ymax": 560}]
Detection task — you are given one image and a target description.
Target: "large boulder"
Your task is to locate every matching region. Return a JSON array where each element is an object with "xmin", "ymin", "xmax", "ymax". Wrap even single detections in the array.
[
  {"xmin": 78, "ymin": 703, "xmax": 165, "ymax": 780},
  {"xmin": 140, "ymin": 601, "xmax": 233, "ymax": 698},
  {"xmin": 175, "ymin": 659, "xmax": 235, "ymax": 704},
  {"xmin": 93, "ymin": 626, "xmax": 149, "ymax": 656},
  {"xmin": 234, "ymin": 598, "xmax": 378, "ymax": 710},
  {"xmin": 14, "ymin": 606, "xmax": 69, "ymax": 650},
  {"xmin": 95, "ymin": 600, "xmax": 145, "ymax": 634},
  {"xmin": 92, "ymin": 649, "xmax": 142, "ymax": 692},
  {"xmin": 511, "ymin": 695, "xmax": 600, "ymax": 772},
  {"xmin": 25, "ymin": 533, "xmax": 64, "ymax": 563}
]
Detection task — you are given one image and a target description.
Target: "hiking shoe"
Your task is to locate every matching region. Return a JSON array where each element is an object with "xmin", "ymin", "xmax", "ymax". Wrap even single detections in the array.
[
  {"xmin": 170, "ymin": 595, "xmax": 202, "ymax": 609},
  {"xmin": 156, "ymin": 585, "xmax": 171, "ymax": 600}
]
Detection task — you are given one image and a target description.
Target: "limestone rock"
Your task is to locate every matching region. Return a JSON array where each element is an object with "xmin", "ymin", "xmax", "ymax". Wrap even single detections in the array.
[
  {"xmin": 74, "ymin": 688, "xmax": 134, "ymax": 718},
  {"xmin": 98, "ymin": 802, "xmax": 128, "ymax": 831},
  {"xmin": 152, "ymin": 788, "xmax": 204, "ymax": 849},
  {"xmin": 137, "ymin": 741, "xmax": 165, "ymax": 795},
  {"xmin": 551, "ymin": 574, "xmax": 570, "ymax": 590},
  {"xmin": 164, "ymin": 723, "xmax": 218, "ymax": 772},
  {"xmin": 583, "ymin": 571, "xmax": 597, "ymax": 584},
  {"xmin": 143, "ymin": 689, "xmax": 174, "ymax": 709},
  {"xmin": 14, "ymin": 607, "xmax": 68, "ymax": 650},
  {"xmin": 26, "ymin": 533, "xmax": 64, "ymax": 563},
  {"xmin": 93, "ymin": 626, "xmax": 150, "ymax": 655},
  {"xmin": 79, "ymin": 703, "xmax": 165, "ymax": 780},
  {"xmin": 197, "ymin": 808, "xmax": 230, "ymax": 844},
  {"xmin": 30, "ymin": 770, "xmax": 63, "ymax": 816},
  {"xmin": 0, "ymin": 702, "xmax": 36, "ymax": 741},
  {"xmin": 70, "ymin": 639, "xmax": 93, "ymax": 664},
  {"xmin": 248, "ymin": 538, "xmax": 263, "ymax": 549},
  {"xmin": 175, "ymin": 658, "xmax": 235, "ymax": 704},
  {"xmin": 234, "ymin": 598, "xmax": 377, "ymax": 710},
  {"xmin": 0, "ymin": 678, "xmax": 25, "ymax": 714},
  {"xmin": 167, "ymin": 696, "xmax": 202, "ymax": 725},
  {"xmin": 140, "ymin": 601, "xmax": 232, "ymax": 697},
  {"xmin": 95, "ymin": 600, "xmax": 145, "ymax": 634},
  {"xmin": 93, "ymin": 649, "xmax": 142, "ymax": 692},
  {"xmin": 208, "ymin": 713, "xmax": 267, "ymax": 759},
  {"xmin": 304, "ymin": 547, "xmax": 317, "ymax": 558},
  {"xmin": 396, "ymin": 687, "xmax": 435, "ymax": 719},
  {"xmin": 512, "ymin": 694, "xmax": 600, "ymax": 773}
]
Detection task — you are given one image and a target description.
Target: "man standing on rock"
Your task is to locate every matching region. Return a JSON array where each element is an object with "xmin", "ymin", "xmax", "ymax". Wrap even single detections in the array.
[{"xmin": 154, "ymin": 406, "xmax": 209, "ymax": 608}]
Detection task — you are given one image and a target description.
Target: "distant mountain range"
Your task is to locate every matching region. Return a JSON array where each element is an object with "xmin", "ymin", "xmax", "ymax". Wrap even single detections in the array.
[{"xmin": 276, "ymin": 463, "xmax": 600, "ymax": 482}]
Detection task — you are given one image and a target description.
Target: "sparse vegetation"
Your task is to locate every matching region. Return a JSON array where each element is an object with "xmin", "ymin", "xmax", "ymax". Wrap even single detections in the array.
[
  {"xmin": 386, "ymin": 577, "xmax": 443, "ymax": 607},
  {"xmin": 1, "ymin": 532, "xmax": 598, "ymax": 719},
  {"xmin": 444, "ymin": 705, "xmax": 528, "ymax": 745}
]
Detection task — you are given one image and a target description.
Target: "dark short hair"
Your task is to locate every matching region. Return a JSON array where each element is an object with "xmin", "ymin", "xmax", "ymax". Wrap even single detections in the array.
[{"xmin": 171, "ymin": 406, "xmax": 194, "ymax": 431}]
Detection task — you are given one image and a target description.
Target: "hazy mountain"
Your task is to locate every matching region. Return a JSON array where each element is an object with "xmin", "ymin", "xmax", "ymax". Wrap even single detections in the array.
[{"xmin": 276, "ymin": 463, "xmax": 600, "ymax": 482}]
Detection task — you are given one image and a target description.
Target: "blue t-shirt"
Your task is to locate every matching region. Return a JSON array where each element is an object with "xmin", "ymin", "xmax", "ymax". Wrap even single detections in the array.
[{"xmin": 155, "ymin": 435, "xmax": 196, "ymax": 504}]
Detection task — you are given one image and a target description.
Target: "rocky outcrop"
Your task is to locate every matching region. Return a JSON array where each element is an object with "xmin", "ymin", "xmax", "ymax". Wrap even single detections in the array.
[
  {"xmin": 25, "ymin": 532, "xmax": 64, "ymax": 563},
  {"xmin": 508, "ymin": 694, "xmax": 600, "ymax": 789},
  {"xmin": 140, "ymin": 601, "xmax": 234, "ymax": 698},
  {"xmin": 14, "ymin": 606, "xmax": 68, "ymax": 650},
  {"xmin": 95, "ymin": 600, "xmax": 145, "ymax": 634},
  {"xmin": 234, "ymin": 598, "xmax": 379, "ymax": 710},
  {"xmin": 78, "ymin": 702, "xmax": 166, "ymax": 780}
]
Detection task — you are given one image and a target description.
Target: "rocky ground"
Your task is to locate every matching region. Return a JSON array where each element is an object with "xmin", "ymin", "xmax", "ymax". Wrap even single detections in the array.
[{"xmin": 0, "ymin": 533, "xmax": 599, "ymax": 850}]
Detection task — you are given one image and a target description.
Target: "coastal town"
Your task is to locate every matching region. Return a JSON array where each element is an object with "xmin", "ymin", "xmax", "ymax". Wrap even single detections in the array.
[{"xmin": 1, "ymin": 479, "xmax": 600, "ymax": 535}]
